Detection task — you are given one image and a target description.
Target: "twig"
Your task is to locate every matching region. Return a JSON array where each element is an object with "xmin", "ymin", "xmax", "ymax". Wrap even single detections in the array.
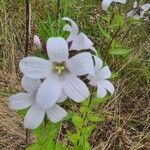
[
  {"xmin": 25, "ymin": 129, "xmax": 30, "ymax": 144},
  {"xmin": 25, "ymin": 0, "xmax": 30, "ymax": 57}
]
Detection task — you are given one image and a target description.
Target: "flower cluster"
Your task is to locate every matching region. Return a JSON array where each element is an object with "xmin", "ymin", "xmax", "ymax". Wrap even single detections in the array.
[
  {"xmin": 101, "ymin": 0, "xmax": 150, "ymax": 21},
  {"xmin": 127, "ymin": 1, "xmax": 150, "ymax": 20},
  {"xmin": 9, "ymin": 17, "xmax": 114, "ymax": 129}
]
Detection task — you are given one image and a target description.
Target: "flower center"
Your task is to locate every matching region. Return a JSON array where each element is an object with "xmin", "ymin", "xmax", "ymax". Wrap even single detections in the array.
[{"xmin": 54, "ymin": 62, "xmax": 66, "ymax": 75}]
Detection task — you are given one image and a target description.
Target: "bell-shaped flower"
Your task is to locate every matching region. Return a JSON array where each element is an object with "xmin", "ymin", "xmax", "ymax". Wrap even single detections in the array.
[
  {"xmin": 9, "ymin": 76, "xmax": 67, "ymax": 129},
  {"xmin": 127, "ymin": 1, "xmax": 150, "ymax": 20},
  {"xmin": 102, "ymin": 0, "xmax": 127, "ymax": 11},
  {"xmin": 87, "ymin": 56, "xmax": 114, "ymax": 98},
  {"xmin": 19, "ymin": 37, "xmax": 94, "ymax": 110},
  {"xmin": 33, "ymin": 35, "xmax": 42, "ymax": 49},
  {"xmin": 63, "ymin": 17, "xmax": 96, "ymax": 52}
]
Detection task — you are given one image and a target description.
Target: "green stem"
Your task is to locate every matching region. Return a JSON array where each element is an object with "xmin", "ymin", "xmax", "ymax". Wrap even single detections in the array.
[
  {"xmin": 77, "ymin": 91, "xmax": 94, "ymax": 146},
  {"xmin": 120, "ymin": 26, "xmax": 133, "ymax": 44},
  {"xmin": 107, "ymin": 27, "xmax": 121, "ymax": 51}
]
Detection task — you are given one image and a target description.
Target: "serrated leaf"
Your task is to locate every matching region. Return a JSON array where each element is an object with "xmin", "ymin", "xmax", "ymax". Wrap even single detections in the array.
[
  {"xmin": 109, "ymin": 48, "xmax": 132, "ymax": 55},
  {"xmin": 72, "ymin": 115, "xmax": 83, "ymax": 129},
  {"xmin": 80, "ymin": 106, "xmax": 90, "ymax": 113},
  {"xmin": 114, "ymin": 14, "xmax": 124, "ymax": 27},
  {"xmin": 98, "ymin": 24, "xmax": 112, "ymax": 41},
  {"xmin": 67, "ymin": 132, "xmax": 80, "ymax": 146},
  {"xmin": 87, "ymin": 114, "xmax": 104, "ymax": 122}
]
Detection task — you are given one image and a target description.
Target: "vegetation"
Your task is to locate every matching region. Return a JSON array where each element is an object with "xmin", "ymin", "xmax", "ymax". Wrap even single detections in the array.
[{"xmin": 0, "ymin": 0, "xmax": 149, "ymax": 149}]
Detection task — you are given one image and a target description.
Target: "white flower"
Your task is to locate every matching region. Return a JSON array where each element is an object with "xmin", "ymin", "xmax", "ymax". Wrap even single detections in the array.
[
  {"xmin": 87, "ymin": 56, "xmax": 114, "ymax": 98},
  {"xmin": 127, "ymin": 1, "xmax": 150, "ymax": 20},
  {"xmin": 63, "ymin": 17, "xmax": 96, "ymax": 52},
  {"xmin": 9, "ymin": 76, "xmax": 67, "ymax": 129},
  {"xmin": 33, "ymin": 35, "xmax": 42, "ymax": 49},
  {"xmin": 102, "ymin": 0, "xmax": 127, "ymax": 11},
  {"xmin": 19, "ymin": 37, "xmax": 94, "ymax": 109}
]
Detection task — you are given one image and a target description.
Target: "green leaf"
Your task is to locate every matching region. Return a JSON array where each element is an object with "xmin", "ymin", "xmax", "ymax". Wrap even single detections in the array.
[
  {"xmin": 90, "ymin": 96, "xmax": 110, "ymax": 107},
  {"xmin": 87, "ymin": 114, "xmax": 104, "ymax": 122},
  {"xmin": 72, "ymin": 115, "xmax": 83, "ymax": 129},
  {"xmin": 109, "ymin": 48, "xmax": 132, "ymax": 55},
  {"xmin": 55, "ymin": 143, "xmax": 68, "ymax": 150},
  {"xmin": 98, "ymin": 24, "xmax": 112, "ymax": 41},
  {"xmin": 114, "ymin": 14, "xmax": 124, "ymax": 27},
  {"xmin": 80, "ymin": 106, "xmax": 90, "ymax": 113},
  {"xmin": 67, "ymin": 132, "xmax": 80, "ymax": 146}
]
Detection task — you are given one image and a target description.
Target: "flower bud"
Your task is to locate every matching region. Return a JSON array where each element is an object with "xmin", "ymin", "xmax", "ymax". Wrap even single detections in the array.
[{"xmin": 33, "ymin": 35, "xmax": 42, "ymax": 49}]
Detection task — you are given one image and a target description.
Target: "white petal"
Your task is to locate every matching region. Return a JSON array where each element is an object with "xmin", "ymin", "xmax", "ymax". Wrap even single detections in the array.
[
  {"xmin": 132, "ymin": 14, "xmax": 141, "ymax": 20},
  {"xmin": 24, "ymin": 103, "xmax": 45, "ymax": 129},
  {"xmin": 93, "ymin": 56, "xmax": 103, "ymax": 71},
  {"xmin": 21, "ymin": 76, "xmax": 41, "ymax": 93},
  {"xmin": 36, "ymin": 74, "xmax": 62, "ymax": 109},
  {"xmin": 46, "ymin": 104, "xmax": 67, "ymax": 123},
  {"xmin": 19, "ymin": 57, "xmax": 50, "ymax": 79},
  {"xmin": 46, "ymin": 37, "xmax": 69, "ymax": 63},
  {"xmin": 98, "ymin": 80, "xmax": 115, "ymax": 95},
  {"xmin": 97, "ymin": 84, "xmax": 107, "ymax": 98},
  {"xmin": 62, "ymin": 74, "xmax": 89, "ymax": 102},
  {"xmin": 57, "ymin": 90, "xmax": 68, "ymax": 103},
  {"xmin": 114, "ymin": 0, "xmax": 126, "ymax": 4},
  {"xmin": 141, "ymin": 4, "xmax": 150, "ymax": 11},
  {"xmin": 66, "ymin": 52, "xmax": 94, "ymax": 76},
  {"xmin": 70, "ymin": 33, "xmax": 95, "ymax": 51},
  {"xmin": 9, "ymin": 93, "xmax": 33, "ymax": 110},
  {"xmin": 127, "ymin": 10, "xmax": 135, "ymax": 17},
  {"xmin": 102, "ymin": 0, "xmax": 113, "ymax": 10},
  {"xmin": 97, "ymin": 66, "xmax": 112, "ymax": 80},
  {"xmin": 63, "ymin": 17, "xmax": 79, "ymax": 42}
]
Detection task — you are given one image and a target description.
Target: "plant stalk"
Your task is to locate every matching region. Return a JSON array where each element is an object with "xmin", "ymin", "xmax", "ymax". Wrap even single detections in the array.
[{"xmin": 25, "ymin": 0, "xmax": 30, "ymax": 57}]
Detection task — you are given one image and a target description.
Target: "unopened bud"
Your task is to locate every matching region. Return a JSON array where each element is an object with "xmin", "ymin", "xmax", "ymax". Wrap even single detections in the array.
[{"xmin": 33, "ymin": 35, "xmax": 42, "ymax": 49}]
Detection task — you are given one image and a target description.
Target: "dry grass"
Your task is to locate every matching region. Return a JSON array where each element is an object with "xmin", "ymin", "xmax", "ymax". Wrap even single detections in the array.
[{"xmin": 0, "ymin": 0, "xmax": 150, "ymax": 150}]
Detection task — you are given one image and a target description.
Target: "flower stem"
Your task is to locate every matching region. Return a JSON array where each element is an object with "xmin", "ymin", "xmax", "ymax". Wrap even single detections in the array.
[
  {"xmin": 77, "ymin": 90, "xmax": 94, "ymax": 146},
  {"xmin": 120, "ymin": 26, "xmax": 133, "ymax": 44},
  {"xmin": 107, "ymin": 27, "xmax": 121, "ymax": 51}
]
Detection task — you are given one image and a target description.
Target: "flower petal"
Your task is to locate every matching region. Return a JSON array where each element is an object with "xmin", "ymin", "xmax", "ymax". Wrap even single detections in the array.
[
  {"xmin": 46, "ymin": 104, "xmax": 67, "ymax": 123},
  {"xmin": 70, "ymin": 33, "xmax": 95, "ymax": 51},
  {"xmin": 24, "ymin": 103, "xmax": 45, "ymax": 129},
  {"xmin": 9, "ymin": 93, "xmax": 33, "ymax": 110},
  {"xmin": 127, "ymin": 10, "xmax": 135, "ymax": 18},
  {"xmin": 66, "ymin": 52, "xmax": 94, "ymax": 76},
  {"xmin": 93, "ymin": 56, "xmax": 103, "ymax": 71},
  {"xmin": 114, "ymin": 0, "xmax": 126, "ymax": 4},
  {"xmin": 57, "ymin": 90, "xmax": 68, "ymax": 103},
  {"xmin": 36, "ymin": 74, "xmax": 62, "ymax": 109},
  {"xmin": 97, "ymin": 84, "xmax": 107, "ymax": 98},
  {"xmin": 98, "ymin": 80, "xmax": 115, "ymax": 95},
  {"xmin": 19, "ymin": 57, "xmax": 50, "ymax": 79},
  {"xmin": 102, "ymin": 0, "xmax": 113, "ymax": 10},
  {"xmin": 141, "ymin": 4, "xmax": 150, "ymax": 11},
  {"xmin": 97, "ymin": 66, "xmax": 112, "ymax": 80},
  {"xmin": 21, "ymin": 76, "xmax": 41, "ymax": 93},
  {"xmin": 62, "ymin": 74, "xmax": 89, "ymax": 102},
  {"xmin": 63, "ymin": 17, "xmax": 79, "ymax": 42},
  {"xmin": 46, "ymin": 37, "xmax": 69, "ymax": 62}
]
